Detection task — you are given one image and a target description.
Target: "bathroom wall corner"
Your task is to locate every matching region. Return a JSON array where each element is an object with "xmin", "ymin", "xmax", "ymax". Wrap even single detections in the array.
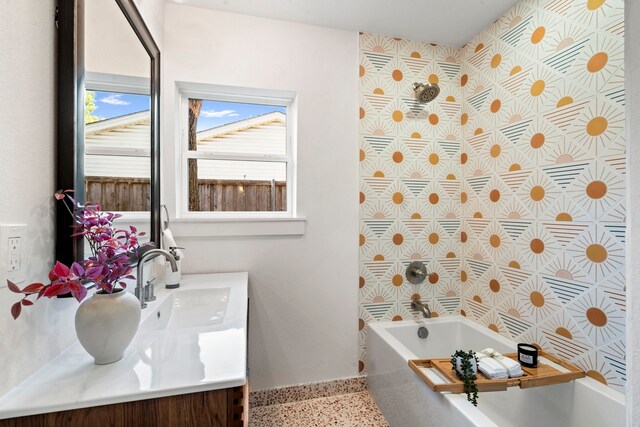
[{"xmin": 625, "ymin": 0, "xmax": 639, "ymax": 422}]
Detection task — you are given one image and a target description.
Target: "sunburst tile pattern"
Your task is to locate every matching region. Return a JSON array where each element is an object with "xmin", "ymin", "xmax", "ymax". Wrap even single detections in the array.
[
  {"xmin": 359, "ymin": 33, "xmax": 462, "ymax": 375},
  {"xmin": 360, "ymin": 0, "xmax": 625, "ymax": 394},
  {"xmin": 460, "ymin": 0, "xmax": 625, "ymax": 392}
]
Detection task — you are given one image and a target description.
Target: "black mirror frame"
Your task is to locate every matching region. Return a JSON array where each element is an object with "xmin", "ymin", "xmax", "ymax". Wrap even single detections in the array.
[{"xmin": 56, "ymin": 0, "xmax": 161, "ymax": 265}]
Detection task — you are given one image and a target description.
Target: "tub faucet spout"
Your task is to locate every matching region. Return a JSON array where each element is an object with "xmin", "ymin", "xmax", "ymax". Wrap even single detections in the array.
[{"xmin": 411, "ymin": 299, "xmax": 431, "ymax": 318}]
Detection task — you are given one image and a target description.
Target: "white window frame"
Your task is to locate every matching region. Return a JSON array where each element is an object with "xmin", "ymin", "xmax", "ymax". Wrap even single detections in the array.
[{"xmin": 177, "ymin": 83, "xmax": 297, "ymax": 220}]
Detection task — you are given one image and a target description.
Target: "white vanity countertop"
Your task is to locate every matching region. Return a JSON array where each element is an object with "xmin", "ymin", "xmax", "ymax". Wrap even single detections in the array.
[{"xmin": 0, "ymin": 272, "xmax": 248, "ymax": 420}]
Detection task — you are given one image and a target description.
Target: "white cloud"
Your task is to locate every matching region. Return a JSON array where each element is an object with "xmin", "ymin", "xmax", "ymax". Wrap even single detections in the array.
[
  {"xmin": 100, "ymin": 94, "xmax": 131, "ymax": 105},
  {"xmin": 200, "ymin": 109, "xmax": 240, "ymax": 118}
]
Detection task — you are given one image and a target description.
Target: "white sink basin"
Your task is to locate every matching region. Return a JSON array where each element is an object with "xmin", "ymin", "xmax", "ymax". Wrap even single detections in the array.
[{"xmin": 141, "ymin": 287, "xmax": 231, "ymax": 331}]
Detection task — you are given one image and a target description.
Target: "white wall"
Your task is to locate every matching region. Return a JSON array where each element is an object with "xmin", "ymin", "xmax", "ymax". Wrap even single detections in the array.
[
  {"xmin": 162, "ymin": 5, "xmax": 360, "ymax": 390},
  {"xmin": 85, "ymin": 0, "xmax": 149, "ymax": 78},
  {"xmin": 133, "ymin": 0, "xmax": 165, "ymax": 51},
  {"xmin": 626, "ymin": 0, "xmax": 639, "ymax": 423},
  {"xmin": 0, "ymin": 1, "xmax": 79, "ymax": 396}
]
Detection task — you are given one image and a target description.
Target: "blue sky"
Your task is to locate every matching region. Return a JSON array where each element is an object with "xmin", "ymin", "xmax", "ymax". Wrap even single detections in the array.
[
  {"xmin": 90, "ymin": 91, "xmax": 285, "ymax": 131},
  {"xmin": 91, "ymin": 91, "xmax": 150, "ymax": 120},
  {"xmin": 196, "ymin": 100, "xmax": 285, "ymax": 132}
]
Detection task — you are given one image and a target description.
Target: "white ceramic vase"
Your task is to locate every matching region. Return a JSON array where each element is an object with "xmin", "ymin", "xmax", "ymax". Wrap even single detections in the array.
[{"xmin": 75, "ymin": 289, "xmax": 141, "ymax": 365}]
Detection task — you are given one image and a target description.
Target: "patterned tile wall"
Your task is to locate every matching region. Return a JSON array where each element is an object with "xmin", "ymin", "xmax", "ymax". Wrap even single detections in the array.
[
  {"xmin": 359, "ymin": 0, "xmax": 626, "ymax": 393},
  {"xmin": 359, "ymin": 34, "xmax": 463, "ymax": 373},
  {"xmin": 460, "ymin": 0, "xmax": 625, "ymax": 392}
]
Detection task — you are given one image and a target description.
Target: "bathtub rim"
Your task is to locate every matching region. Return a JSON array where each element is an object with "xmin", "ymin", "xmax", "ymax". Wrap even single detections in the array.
[{"xmin": 367, "ymin": 315, "xmax": 625, "ymax": 407}]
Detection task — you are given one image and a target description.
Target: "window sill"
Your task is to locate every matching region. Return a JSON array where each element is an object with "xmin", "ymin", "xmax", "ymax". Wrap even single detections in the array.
[{"xmin": 169, "ymin": 217, "xmax": 306, "ymax": 237}]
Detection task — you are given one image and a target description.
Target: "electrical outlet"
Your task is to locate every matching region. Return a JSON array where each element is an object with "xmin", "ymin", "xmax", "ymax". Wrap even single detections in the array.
[
  {"xmin": 0, "ymin": 224, "xmax": 27, "ymax": 286},
  {"xmin": 8, "ymin": 237, "xmax": 21, "ymax": 271}
]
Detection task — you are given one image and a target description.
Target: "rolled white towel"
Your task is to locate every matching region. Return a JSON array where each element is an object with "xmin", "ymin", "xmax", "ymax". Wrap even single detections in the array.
[
  {"xmin": 162, "ymin": 228, "xmax": 184, "ymax": 259},
  {"xmin": 477, "ymin": 348, "xmax": 523, "ymax": 379}
]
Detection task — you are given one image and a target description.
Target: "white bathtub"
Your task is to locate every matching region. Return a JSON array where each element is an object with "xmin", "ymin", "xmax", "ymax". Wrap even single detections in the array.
[{"xmin": 367, "ymin": 316, "xmax": 625, "ymax": 427}]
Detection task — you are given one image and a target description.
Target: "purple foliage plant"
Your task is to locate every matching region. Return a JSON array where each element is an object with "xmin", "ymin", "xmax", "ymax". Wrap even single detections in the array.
[{"xmin": 8, "ymin": 190, "xmax": 145, "ymax": 319}]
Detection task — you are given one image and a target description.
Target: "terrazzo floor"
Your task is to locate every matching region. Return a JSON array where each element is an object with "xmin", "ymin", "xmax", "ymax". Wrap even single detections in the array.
[{"xmin": 249, "ymin": 391, "xmax": 389, "ymax": 426}]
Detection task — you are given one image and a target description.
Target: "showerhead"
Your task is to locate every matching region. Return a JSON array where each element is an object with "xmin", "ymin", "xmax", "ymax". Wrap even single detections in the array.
[{"xmin": 413, "ymin": 82, "xmax": 440, "ymax": 104}]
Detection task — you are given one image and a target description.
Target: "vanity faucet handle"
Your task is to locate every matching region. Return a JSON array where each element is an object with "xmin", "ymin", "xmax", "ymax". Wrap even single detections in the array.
[{"xmin": 144, "ymin": 277, "xmax": 157, "ymax": 302}]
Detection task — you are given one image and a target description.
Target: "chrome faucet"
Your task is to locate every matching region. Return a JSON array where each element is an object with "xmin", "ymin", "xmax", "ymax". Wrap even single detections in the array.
[
  {"xmin": 411, "ymin": 299, "xmax": 431, "ymax": 318},
  {"xmin": 136, "ymin": 249, "xmax": 178, "ymax": 309}
]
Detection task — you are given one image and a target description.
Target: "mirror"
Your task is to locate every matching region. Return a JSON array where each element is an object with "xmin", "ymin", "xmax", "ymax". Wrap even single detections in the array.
[{"xmin": 56, "ymin": 0, "xmax": 160, "ymax": 264}]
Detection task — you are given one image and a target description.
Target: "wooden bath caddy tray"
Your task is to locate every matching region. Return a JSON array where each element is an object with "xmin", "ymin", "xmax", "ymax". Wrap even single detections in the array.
[{"xmin": 408, "ymin": 351, "xmax": 584, "ymax": 393}]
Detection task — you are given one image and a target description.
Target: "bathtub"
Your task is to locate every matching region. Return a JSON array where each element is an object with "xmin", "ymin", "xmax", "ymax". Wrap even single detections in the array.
[{"xmin": 367, "ymin": 316, "xmax": 625, "ymax": 427}]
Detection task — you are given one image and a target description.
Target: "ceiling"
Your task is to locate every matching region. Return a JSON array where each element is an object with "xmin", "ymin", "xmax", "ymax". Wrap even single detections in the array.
[{"xmin": 167, "ymin": 0, "xmax": 522, "ymax": 47}]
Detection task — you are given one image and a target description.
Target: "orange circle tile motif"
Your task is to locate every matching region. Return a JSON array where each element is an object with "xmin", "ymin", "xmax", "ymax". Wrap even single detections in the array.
[
  {"xmin": 491, "ymin": 54, "xmax": 502, "ymax": 68},
  {"xmin": 392, "ymin": 274, "xmax": 404, "ymax": 286},
  {"xmin": 586, "ymin": 307, "xmax": 607, "ymax": 327},
  {"xmin": 531, "ymin": 26, "xmax": 546, "ymax": 44},
  {"xmin": 586, "ymin": 180, "xmax": 607, "ymax": 199},
  {"xmin": 392, "ymin": 233, "xmax": 404, "ymax": 245},
  {"xmin": 586, "ymin": 116, "xmax": 608, "ymax": 136},
  {"xmin": 530, "ymin": 238, "xmax": 545, "ymax": 254},
  {"xmin": 530, "ymin": 291, "xmax": 545, "ymax": 307},
  {"xmin": 530, "ymin": 133, "xmax": 545, "ymax": 148},
  {"xmin": 531, "ymin": 80, "xmax": 545, "ymax": 96},
  {"xmin": 530, "ymin": 185, "xmax": 545, "ymax": 201},
  {"xmin": 586, "ymin": 243, "xmax": 608, "ymax": 263},
  {"xmin": 489, "ymin": 279, "xmax": 500, "ymax": 293},
  {"xmin": 586, "ymin": 370, "xmax": 607, "ymax": 385},
  {"xmin": 587, "ymin": 52, "xmax": 608, "ymax": 73},
  {"xmin": 587, "ymin": 0, "xmax": 605, "ymax": 11}
]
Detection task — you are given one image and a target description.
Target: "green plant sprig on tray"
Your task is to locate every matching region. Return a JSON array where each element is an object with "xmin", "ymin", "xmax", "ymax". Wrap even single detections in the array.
[{"xmin": 451, "ymin": 349, "xmax": 479, "ymax": 406}]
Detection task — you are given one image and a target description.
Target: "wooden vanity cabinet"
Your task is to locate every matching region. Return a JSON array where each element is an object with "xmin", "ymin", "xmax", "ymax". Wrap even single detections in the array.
[{"xmin": 0, "ymin": 381, "xmax": 248, "ymax": 427}]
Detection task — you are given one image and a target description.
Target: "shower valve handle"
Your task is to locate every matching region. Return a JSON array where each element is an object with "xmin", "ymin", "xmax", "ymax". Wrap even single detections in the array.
[{"xmin": 406, "ymin": 261, "xmax": 428, "ymax": 284}]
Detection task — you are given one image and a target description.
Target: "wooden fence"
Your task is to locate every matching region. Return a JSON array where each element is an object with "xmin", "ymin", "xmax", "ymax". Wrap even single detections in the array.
[
  {"xmin": 197, "ymin": 179, "xmax": 286, "ymax": 212},
  {"xmin": 85, "ymin": 177, "xmax": 286, "ymax": 212},
  {"xmin": 86, "ymin": 177, "xmax": 150, "ymax": 212}
]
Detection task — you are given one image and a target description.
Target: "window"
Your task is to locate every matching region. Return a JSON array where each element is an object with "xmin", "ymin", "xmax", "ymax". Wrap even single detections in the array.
[
  {"xmin": 179, "ymin": 86, "xmax": 295, "ymax": 217},
  {"xmin": 85, "ymin": 74, "xmax": 151, "ymax": 213}
]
